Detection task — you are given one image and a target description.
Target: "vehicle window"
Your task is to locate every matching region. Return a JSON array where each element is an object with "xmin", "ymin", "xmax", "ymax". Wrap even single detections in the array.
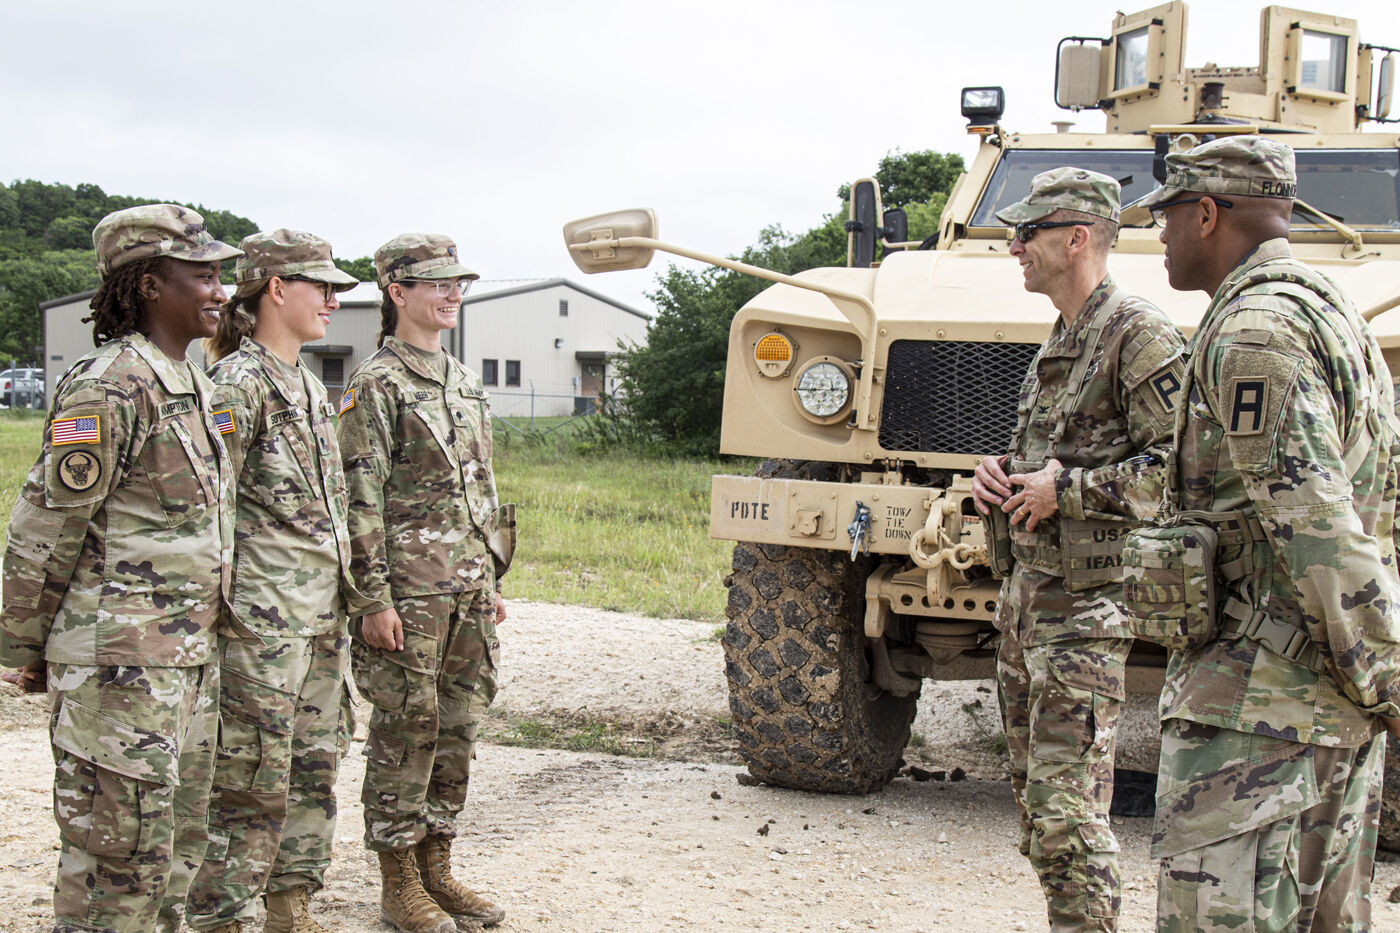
[
  {"xmin": 970, "ymin": 150, "xmax": 1159, "ymax": 226},
  {"xmin": 971, "ymin": 147, "xmax": 1400, "ymax": 233},
  {"xmin": 1293, "ymin": 149, "xmax": 1400, "ymax": 231}
]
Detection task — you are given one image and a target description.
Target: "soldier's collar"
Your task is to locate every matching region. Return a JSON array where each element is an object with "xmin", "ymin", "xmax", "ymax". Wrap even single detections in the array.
[
  {"xmin": 1215, "ymin": 238, "xmax": 1288, "ymax": 303},
  {"xmin": 1046, "ymin": 275, "xmax": 1117, "ymax": 357},
  {"xmin": 383, "ymin": 336, "xmax": 450, "ymax": 386},
  {"xmin": 126, "ymin": 332, "xmax": 199, "ymax": 397},
  {"xmin": 240, "ymin": 336, "xmax": 304, "ymax": 407}
]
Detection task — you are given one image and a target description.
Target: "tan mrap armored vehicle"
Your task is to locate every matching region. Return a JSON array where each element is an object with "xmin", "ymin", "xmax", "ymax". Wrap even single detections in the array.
[{"xmin": 564, "ymin": 2, "xmax": 1400, "ymax": 845}]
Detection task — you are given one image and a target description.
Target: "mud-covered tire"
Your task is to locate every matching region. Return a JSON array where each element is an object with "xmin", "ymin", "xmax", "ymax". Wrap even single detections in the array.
[
  {"xmin": 722, "ymin": 460, "xmax": 919, "ymax": 793},
  {"xmin": 1381, "ymin": 735, "xmax": 1400, "ymax": 853}
]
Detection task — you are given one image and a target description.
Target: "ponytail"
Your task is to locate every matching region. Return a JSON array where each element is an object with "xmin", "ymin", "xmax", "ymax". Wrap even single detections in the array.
[
  {"xmin": 206, "ymin": 283, "xmax": 267, "ymax": 363},
  {"xmin": 377, "ymin": 289, "xmax": 398, "ymax": 347}
]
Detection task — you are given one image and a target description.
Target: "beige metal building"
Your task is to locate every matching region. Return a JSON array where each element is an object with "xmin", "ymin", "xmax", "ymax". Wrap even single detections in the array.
[{"xmin": 40, "ymin": 277, "xmax": 649, "ymax": 416}]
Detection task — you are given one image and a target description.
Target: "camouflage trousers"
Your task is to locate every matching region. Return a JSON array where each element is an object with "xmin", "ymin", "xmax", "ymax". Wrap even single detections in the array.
[
  {"xmin": 185, "ymin": 632, "xmax": 353, "ymax": 930},
  {"xmin": 47, "ymin": 661, "xmax": 218, "ymax": 933},
  {"xmin": 352, "ymin": 588, "xmax": 499, "ymax": 852},
  {"xmin": 1154, "ymin": 719, "xmax": 1382, "ymax": 933},
  {"xmin": 997, "ymin": 633, "xmax": 1131, "ymax": 933}
]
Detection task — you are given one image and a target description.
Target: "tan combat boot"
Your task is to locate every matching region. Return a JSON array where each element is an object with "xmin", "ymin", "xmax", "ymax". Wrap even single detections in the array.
[
  {"xmin": 376, "ymin": 848, "xmax": 455, "ymax": 933},
  {"xmin": 263, "ymin": 886, "xmax": 330, "ymax": 933},
  {"xmin": 416, "ymin": 835, "xmax": 506, "ymax": 926},
  {"xmin": 206, "ymin": 923, "xmax": 248, "ymax": 933}
]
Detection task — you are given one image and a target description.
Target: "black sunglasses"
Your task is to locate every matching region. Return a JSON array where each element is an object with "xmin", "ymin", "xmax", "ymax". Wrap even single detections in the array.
[
  {"xmin": 1012, "ymin": 220, "xmax": 1093, "ymax": 243},
  {"xmin": 1151, "ymin": 195, "xmax": 1234, "ymax": 227},
  {"xmin": 281, "ymin": 276, "xmax": 338, "ymax": 302}
]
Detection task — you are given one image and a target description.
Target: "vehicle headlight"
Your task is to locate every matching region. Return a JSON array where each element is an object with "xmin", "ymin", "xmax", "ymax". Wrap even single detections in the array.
[{"xmin": 793, "ymin": 360, "xmax": 851, "ymax": 420}]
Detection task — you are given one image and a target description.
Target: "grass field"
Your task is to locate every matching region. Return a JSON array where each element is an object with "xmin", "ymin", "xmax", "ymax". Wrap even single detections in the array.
[
  {"xmin": 0, "ymin": 411, "xmax": 745, "ymax": 622},
  {"xmin": 0, "ymin": 412, "xmax": 43, "ymax": 552}
]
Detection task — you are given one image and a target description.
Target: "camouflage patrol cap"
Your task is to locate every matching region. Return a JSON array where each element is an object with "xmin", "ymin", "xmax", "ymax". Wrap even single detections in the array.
[
  {"xmin": 92, "ymin": 203, "xmax": 243, "ymax": 277},
  {"xmin": 373, "ymin": 233, "xmax": 478, "ymax": 288},
  {"xmin": 233, "ymin": 228, "xmax": 359, "ymax": 298},
  {"xmin": 1131, "ymin": 135, "xmax": 1297, "ymax": 212},
  {"xmin": 995, "ymin": 167, "xmax": 1121, "ymax": 225}
]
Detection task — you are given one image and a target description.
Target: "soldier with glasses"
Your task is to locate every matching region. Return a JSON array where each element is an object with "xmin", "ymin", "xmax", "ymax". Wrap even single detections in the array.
[
  {"xmin": 1126, "ymin": 134, "xmax": 1400, "ymax": 932},
  {"xmin": 185, "ymin": 229, "xmax": 368, "ymax": 933},
  {"xmin": 337, "ymin": 235, "xmax": 512, "ymax": 933},
  {"xmin": 972, "ymin": 169, "xmax": 1186, "ymax": 932}
]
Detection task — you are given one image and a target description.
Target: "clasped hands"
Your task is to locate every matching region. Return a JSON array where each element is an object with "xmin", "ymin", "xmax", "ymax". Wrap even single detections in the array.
[{"xmin": 971, "ymin": 455, "xmax": 1062, "ymax": 532}]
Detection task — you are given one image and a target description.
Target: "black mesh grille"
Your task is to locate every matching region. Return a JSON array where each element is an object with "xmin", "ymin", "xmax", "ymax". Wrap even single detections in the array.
[{"xmin": 878, "ymin": 340, "xmax": 1038, "ymax": 455}]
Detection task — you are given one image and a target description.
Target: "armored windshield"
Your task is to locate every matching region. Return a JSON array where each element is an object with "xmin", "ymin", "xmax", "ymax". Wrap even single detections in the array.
[{"xmin": 972, "ymin": 147, "xmax": 1400, "ymax": 232}]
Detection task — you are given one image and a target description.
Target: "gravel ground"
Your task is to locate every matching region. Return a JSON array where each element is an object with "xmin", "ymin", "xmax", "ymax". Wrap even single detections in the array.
[{"xmin": 0, "ymin": 598, "xmax": 1396, "ymax": 932}]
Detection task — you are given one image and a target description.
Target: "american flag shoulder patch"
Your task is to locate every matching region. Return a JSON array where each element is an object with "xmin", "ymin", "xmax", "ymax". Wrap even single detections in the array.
[
  {"xmin": 212, "ymin": 409, "xmax": 236, "ymax": 436},
  {"xmin": 339, "ymin": 389, "xmax": 355, "ymax": 415},
  {"xmin": 52, "ymin": 415, "xmax": 100, "ymax": 446}
]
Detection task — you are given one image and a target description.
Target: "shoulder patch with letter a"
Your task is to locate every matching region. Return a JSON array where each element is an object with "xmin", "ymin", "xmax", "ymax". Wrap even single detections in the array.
[
  {"xmin": 1226, "ymin": 377, "xmax": 1269, "ymax": 435},
  {"xmin": 1150, "ymin": 370, "xmax": 1183, "ymax": 413},
  {"xmin": 1219, "ymin": 345, "xmax": 1301, "ymax": 472}
]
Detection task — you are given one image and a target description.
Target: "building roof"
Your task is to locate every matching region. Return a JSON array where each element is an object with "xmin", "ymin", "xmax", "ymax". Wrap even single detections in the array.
[
  {"xmin": 463, "ymin": 278, "xmax": 650, "ymax": 320},
  {"xmin": 38, "ymin": 278, "xmax": 651, "ymax": 320},
  {"xmin": 40, "ymin": 288, "xmax": 98, "ymax": 310}
]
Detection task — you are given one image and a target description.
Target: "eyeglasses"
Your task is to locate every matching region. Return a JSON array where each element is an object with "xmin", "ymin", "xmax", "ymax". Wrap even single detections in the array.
[
  {"xmin": 1151, "ymin": 195, "xmax": 1233, "ymax": 227},
  {"xmin": 1011, "ymin": 220, "xmax": 1092, "ymax": 243},
  {"xmin": 281, "ymin": 276, "xmax": 337, "ymax": 302},
  {"xmin": 405, "ymin": 278, "xmax": 473, "ymax": 298}
]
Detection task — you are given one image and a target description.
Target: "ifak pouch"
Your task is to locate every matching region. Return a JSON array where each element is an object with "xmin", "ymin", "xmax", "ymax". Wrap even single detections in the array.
[
  {"xmin": 1120, "ymin": 522, "xmax": 1220, "ymax": 651},
  {"xmin": 985, "ymin": 504, "xmax": 1013, "ymax": 579}
]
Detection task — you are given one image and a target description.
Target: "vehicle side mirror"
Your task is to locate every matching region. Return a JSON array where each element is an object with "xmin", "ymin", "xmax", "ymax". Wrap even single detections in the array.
[
  {"xmin": 562, "ymin": 209, "xmax": 658, "ymax": 274},
  {"xmin": 1380, "ymin": 53, "xmax": 1395, "ymax": 119},
  {"xmin": 848, "ymin": 179, "xmax": 881, "ymax": 269},
  {"xmin": 881, "ymin": 207, "xmax": 908, "ymax": 253},
  {"xmin": 1056, "ymin": 39, "xmax": 1103, "ymax": 109}
]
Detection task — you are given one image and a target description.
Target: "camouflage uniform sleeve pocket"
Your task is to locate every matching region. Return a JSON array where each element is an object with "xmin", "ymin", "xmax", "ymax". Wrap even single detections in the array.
[
  {"xmin": 1218, "ymin": 346, "xmax": 1301, "ymax": 473},
  {"xmin": 2, "ymin": 498, "xmax": 67, "ymax": 610},
  {"xmin": 50, "ymin": 696, "xmax": 180, "ymax": 858},
  {"xmin": 45, "ymin": 401, "xmax": 116, "ymax": 510}
]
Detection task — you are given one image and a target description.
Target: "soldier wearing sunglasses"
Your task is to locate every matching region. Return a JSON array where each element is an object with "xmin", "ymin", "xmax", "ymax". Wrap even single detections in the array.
[{"xmin": 971, "ymin": 168, "xmax": 1186, "ymax": 932}]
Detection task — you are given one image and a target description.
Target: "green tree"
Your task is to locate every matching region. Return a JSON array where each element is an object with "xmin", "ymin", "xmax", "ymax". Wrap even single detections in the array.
[
  {"xmin": 614, "ymin": 149, "xmax": 964, "ymax": 455},
  {"xmin": 0, "ymin": 250, "xmax": 98, "ymax": 360},
  {"xmin": 46, "ymin": 215, "xmax": 93, "ymax": 250},
  {"xmin": 836, "ymin": 149, "xmax": 965, "ymax": 207},
  {"xmin": 334, "ymin": 256, "xmax": 377, "ymax": 282},
  {"xmin": 0, "ymin": 179, "xmax": 259, "ymax": 349}
]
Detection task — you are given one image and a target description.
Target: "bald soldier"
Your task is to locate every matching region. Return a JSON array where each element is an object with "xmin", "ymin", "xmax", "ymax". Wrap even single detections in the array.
[
  {"xmin": 0, "ymin": 205, "xmax": 243, "ymax": 933},
  {"xmin": 1128, "ymin": 135, "xmax": 1400, "ymax": 931},
  {"xmin": 972, "ymin": 169, "xmax": 1186, "ymax": 932}
]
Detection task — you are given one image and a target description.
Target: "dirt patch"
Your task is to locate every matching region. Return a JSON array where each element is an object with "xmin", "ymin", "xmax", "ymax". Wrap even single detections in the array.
[{"xmin": 0, "ymin": 600, "xmax": 1395, "ymax": 932}]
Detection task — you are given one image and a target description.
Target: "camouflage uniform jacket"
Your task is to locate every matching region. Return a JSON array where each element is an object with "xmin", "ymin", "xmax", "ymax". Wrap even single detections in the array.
[
  {"xmin": 1, "ymin": 333, "xmax": 237, "ymax": 668},
  {"xmin": 336, "ymin": 337, "xmax": 499, "ymax": 615},
  {"xmin": 999, "ymin": 275, "xmax": 1186, "ymax": 644},
  {"xmin": 1163, "ymin": 238, "xmax": 1400, "ymax": 745},
  {"xmin": 208, "ymin": 337, "xmax": 373, "ymax": 635}
]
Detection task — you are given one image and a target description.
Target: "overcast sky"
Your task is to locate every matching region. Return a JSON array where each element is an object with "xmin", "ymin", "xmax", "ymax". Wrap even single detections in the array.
[{"xmin": 3, "ymin": 0, "xmax": 1395, "ymax": 315}]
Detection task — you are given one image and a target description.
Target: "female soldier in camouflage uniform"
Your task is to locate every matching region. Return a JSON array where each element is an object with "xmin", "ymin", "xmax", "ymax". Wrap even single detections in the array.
[
  {"xmin": 184, "ymin": 230, "xmax": 366, "ymax": 933},
  {"xmin": 0, "ymin": 204, "xmax": 242, "ymax": 933},
  {"xmin": 337, "ymin": 234, "xmax": 510, "ymax": 933}
]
